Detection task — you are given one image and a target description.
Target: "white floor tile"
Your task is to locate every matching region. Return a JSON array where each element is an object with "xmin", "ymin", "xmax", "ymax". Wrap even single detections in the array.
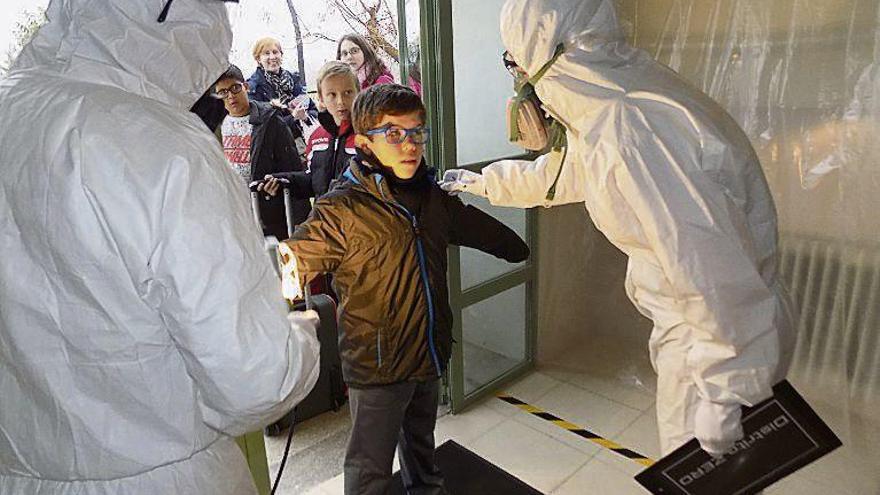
[
  {"xmin": 508, "ymin": 406, "xmax": 602, "ymax": 457},
  {"xmin": 783, "ymin": 447, "xmax": 876, "ymax": 495},
  {"xmin": 490, "ymin": 378, "xmax": 645, "ymax": 458},
  {"xmin": 272, "ymin": 408, "xmax": 351, "ymax": 457},
  {"xmin": 486, "ymin": 371, "xmax": 565, "ymax": 417},
  {"xmin": 434, "ymin": 402, "xmax": 507, "ymax": 447},
  {"xmin": 530, "ymin": 382, "xmax": 643, "ymax": 439},
  {"xmin": 766, "ymin": 472, "xmax": 850, "ymax": 495},
  {"xmin": 468, "ymin": 417, "xmax": 590, "ymax": 493},
  {"xmin": 541, "ymin": 364, "xmax": 656, "ymax": 412},
  {"xmin": 504, "ymin": 371, "xmax": 565, "ymax": 401},
  {"xmin": 592, "ymin": 450, "xmax": 652, "ymax": 480},
  {"xmin": 314, "ymin": 472, "xmax": 344, "ymax": 495},
  {"xmin": 592, "ymin": 407, "xmax": 661, "ymax": 474},
  {"xmin": 786, "ymin": 390, "xmax": 880, "ymax": 494},
  {"xmin": 551, "ymin": 457, "xmax": 650, "ymax": 495}
]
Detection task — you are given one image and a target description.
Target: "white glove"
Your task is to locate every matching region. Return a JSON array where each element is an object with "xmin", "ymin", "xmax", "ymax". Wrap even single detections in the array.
[
  {"xmin": 694, "ymin": 399, "xmax": 743, "ymax": 457},
  {"xmin": 277, "ymin": 242, "xmax": 302, "ymax": 303},
  {"xmin": 439, "ymin": 169, "xmax": 488, "ymax": 197},
  {"xmin": 287, "ymin": 309, "xmax": 320, "ymax": 341}
]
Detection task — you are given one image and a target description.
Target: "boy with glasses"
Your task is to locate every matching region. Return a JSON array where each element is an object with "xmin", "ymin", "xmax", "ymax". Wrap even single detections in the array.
[
  {"xmin": 214, "ymin": 65, "xmax": 311, "ymax": 240},
  {"xmin": 283, "ymin": 84, "xmax": 530, "ymax": 495}
]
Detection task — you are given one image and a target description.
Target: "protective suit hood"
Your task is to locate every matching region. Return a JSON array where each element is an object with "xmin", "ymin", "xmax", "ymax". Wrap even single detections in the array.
[
  {"xmin": 12, "ymin": 0, "xmax": 232, "ymax": 110},
  {"xmin": 500, "ymin": 0, "xmax": 624, "ymax": 76},
  {"xmin": 499, "ymin": 0, "xmax": 652, "ymax": 139}
]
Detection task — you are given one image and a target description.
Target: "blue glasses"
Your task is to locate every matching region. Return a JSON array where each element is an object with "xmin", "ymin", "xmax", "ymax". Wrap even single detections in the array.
[{"xmin": 365, "ymin": 125, "xmax": 431, "ymax": 145}]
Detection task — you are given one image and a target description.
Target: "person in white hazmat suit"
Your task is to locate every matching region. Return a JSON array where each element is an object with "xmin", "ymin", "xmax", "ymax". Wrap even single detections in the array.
[
  {"xmin": 440, "ymin": 0, "xmax": 796, "ymax": 457},
  {"xmin": 0, "ymin": 0, "xmax": 321, "ymax": 493}
]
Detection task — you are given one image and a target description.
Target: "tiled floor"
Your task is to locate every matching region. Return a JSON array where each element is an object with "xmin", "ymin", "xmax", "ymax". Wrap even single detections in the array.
[
  {"xmin": 265, "ymin": 407, "xmax": 351, "ymax": 494},
  {"xmin": 292, "ymin": 366, "xmax": 879, "ymax": 495}
]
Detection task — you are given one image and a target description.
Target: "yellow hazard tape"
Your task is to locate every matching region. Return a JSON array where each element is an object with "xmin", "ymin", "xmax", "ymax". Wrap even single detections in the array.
[{"xmin": 497, "ymin": 394, "xmax": 655, "ymax": 467}]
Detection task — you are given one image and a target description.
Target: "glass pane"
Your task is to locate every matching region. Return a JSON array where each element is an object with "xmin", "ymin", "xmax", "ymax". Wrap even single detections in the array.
[
  {"xmin": 405, "ymin": 0, "xmax": 422, "ymax": 97},
  {"xmin": 459, "ymin": 195, "xmax": 527, "ymax": 290},
  {"xmin": 462, "ymin": 284, "xmax": 527, "ymax": 396},
  {"xmin": 451, "ymin": 0, "xmax": 521, "ymax": 165}
]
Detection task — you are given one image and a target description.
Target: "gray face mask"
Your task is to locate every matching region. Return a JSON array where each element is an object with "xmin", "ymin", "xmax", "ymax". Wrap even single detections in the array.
[
  {"xmin": 505, "ymin": 44, "xmax": 567, "ymax": 153},
  {"xmin": 504, "ymin": 44, "xmax": 573, "ymax": 202},
  {"xmin": 157, "ymin": 0, "xmax": 239, "ymax": 23}
]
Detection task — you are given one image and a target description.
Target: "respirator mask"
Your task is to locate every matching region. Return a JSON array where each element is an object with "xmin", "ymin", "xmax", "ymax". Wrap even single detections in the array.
[
  {"xmin": 505, "ymin": 44, "xmax": 569, "ymax": 201},
  {"xmin": 505, "ymin": 44, "xmax": 567, "ymax": 153}
]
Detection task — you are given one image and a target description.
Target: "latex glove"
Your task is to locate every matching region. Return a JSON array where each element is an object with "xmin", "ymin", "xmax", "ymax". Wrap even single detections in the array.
[
  {"xmin": 287, "ymin": 309, "xmax": 319, "ymax": 340},
  {"xmin": 439, "ymin": 169, "xmax": 488, "ymax": 197},
  {"xmin": 694, "ymin": 399, "xmax": 743, "ymax": 457},
  {"xmin": 277, "ymin": 242, "xmax": 302, "ymax": 303}
]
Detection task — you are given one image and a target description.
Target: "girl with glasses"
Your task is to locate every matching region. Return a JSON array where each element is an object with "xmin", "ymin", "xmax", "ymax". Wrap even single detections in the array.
[{"xmin": 336, "ymin": 33, "xmax": 395, "ymax": 90}]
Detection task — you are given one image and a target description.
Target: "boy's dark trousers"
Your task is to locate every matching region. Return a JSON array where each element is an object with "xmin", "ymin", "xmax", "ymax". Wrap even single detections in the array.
[{"xmin": 344, "ymin": 379, "xmax": 447, "ymax": 495}]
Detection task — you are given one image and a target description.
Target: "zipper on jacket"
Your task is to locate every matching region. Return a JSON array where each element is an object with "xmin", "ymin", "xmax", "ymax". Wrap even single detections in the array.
[
  {"xmin": 375, "ymin": 178, "xmax": 442, "ymax": 377},
  {"xmin": 330, "ymin": 137, "xmax": 340, "ymax": 174},
  {"xmin": 410, "ymin": 215, "xmax": 441, "ymax": 376},
  {"xmin": 331, "ymin": 125, "xmax": 351, "ymax": 178}
]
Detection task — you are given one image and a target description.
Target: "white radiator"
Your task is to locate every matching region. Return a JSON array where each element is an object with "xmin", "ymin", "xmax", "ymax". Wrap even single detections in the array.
[{"xmin": 779, "ymin": 236, "xmax": 880, "ymax": 405}]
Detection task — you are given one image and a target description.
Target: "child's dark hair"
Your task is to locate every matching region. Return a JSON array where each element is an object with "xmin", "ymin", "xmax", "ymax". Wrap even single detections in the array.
[
  {"xmin": 352, "ymin": 84, "xmax": 426, "ymax": 134},
  {"xmin": 218, "ymin": 64, "xmax": 246, "ymax": 84}
]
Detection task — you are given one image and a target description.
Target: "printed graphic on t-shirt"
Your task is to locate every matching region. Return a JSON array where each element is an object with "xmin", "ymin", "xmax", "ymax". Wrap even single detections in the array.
[{"xmin": 221, "ymin": 115, "xmax": 253, "ymax": 183}]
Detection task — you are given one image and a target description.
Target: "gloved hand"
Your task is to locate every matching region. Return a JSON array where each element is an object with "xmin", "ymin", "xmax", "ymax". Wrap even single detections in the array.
[
  {"xmin": 439, "ymin": 169, "xmax": 488, "ymax": 197},
  {"xmin": 694, "ymin": 399, "xmax": 743, "ymax": 457},
  {"xmin": 277, "ymin": 242, "xmax": 302, "ymax": 303},
  {"xmin": 287, "ymin": 309, "xmax": 320, "ymax": 340}
]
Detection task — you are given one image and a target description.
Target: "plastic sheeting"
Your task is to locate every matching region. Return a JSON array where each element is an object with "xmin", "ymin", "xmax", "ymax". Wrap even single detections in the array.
[{"xmin": 537, "ymin": 1, "xmax": 879, "ymax": 492}]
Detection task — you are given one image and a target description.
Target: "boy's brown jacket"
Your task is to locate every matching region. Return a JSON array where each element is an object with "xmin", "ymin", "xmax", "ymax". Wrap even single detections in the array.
[{"xmin": 287, "ymin": 156, "xmax": 529, "ymax": 387}]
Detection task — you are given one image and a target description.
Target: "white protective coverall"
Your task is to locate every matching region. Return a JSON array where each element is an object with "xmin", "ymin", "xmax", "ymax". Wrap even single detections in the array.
[
  {"xmin": 0, "ymin": 1, "xmax": 320, "ymax": 493},
  {"xmin": 447, "ymin": 0, "xmax": 796, "ymax": 455}
]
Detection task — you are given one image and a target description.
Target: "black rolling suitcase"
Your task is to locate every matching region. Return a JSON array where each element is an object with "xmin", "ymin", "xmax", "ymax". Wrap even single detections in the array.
[
  {"xmin": 250, "ymin": 181, "xmax": 346, "ymax": 436},
  {"xmin": 266, "ymin": 294, "xmax": 345, "ymax": 434}
]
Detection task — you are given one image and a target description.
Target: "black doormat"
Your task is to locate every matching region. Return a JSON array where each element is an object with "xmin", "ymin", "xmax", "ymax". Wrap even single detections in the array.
[{"xmin": 390, "ymin": 440, "xmax": 544, "ymax": 495}]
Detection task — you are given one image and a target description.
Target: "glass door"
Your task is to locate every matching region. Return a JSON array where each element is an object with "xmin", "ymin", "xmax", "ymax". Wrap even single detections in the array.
[{"xmin": 414, "ymin": 0, "xmax": 538, "ymax": 412}]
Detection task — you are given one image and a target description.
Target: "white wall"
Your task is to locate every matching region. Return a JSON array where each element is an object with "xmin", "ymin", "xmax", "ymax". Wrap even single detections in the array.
[{"xmin": 451, "ymin": 0, "xmax": 521, "ymax": 165}]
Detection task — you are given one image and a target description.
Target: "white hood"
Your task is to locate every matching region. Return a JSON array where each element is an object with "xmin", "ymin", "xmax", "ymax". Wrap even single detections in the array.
[
  {"xmin": 500, "ymin": 0, "xmax": 625, "ymax": 76},
  {"xmin": 12, "ymin": 0, "xmax": 232, "ymax": 110},
  {"xmin": 499, "ymin": 0, "xmax": 663, "ymax": 137}
]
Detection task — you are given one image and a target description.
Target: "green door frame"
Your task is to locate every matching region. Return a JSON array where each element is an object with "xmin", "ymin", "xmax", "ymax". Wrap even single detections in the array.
[
  {"xmin": 415, "ymin": 0, "xmax": 539, "ymax": 413},
  {"xmin": 397, "ymin": 0, "xmax": 409, "ymax": 86},
  {"xmin": 237, "ymin": 432, "xmax": 271, "ymax": 495}
]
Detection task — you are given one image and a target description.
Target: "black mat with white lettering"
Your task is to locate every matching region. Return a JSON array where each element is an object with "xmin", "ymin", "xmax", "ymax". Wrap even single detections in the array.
[
  {"xmin": 635, "ymin": 380, "xmax": 842, "ymax": 495},
  {"xmin": 390, "ymin": 440, "xmax": 543, "ymax": 495}
]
